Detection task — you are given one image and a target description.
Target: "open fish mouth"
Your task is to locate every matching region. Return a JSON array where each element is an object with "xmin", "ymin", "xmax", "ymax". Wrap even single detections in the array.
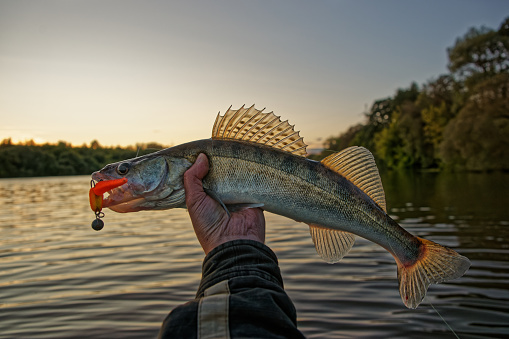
[
  {"xmin": 99, "ymin": 185, "xmax": 144, "ymax": 213},
  {"xmin": 106, "ymin": 196, "xmax": 146, "ymax": 213},
  {"xmin": 90, "ymin": 172, "xmax": 141, "ymax": 212},
  {"xmin": 90, "ymin": 171, "xmax": 184, "ymax": 213},
  {"xmin": 104, "ymin": 186, "xmax": 185, "ymax": 212}
]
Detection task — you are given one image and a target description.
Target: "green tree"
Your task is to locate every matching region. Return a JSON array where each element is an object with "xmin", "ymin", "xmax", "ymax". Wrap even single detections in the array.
[
  {"xmin": 373, "ymin": 99, "xmax": 433, "ymax": 169},
  {"xmin": 447, "ymin": 19, "xmax": 509, "ymax": 89},
  {"xmin": 440, "ymin": 17, "xmax": 509, "ymax": 170},
  {"xmin": 373, "ymin": 111, "xmax": 405, "ymax": 168},
  {"xmin": 416, "ymin": 75, "xmax": 463, "ymax": 165},
  {"xmin": 355, "ymin": 97, "xmax": 397, "ymax": 152},
  {"xmin": 90, "ymin": 140, "xmax": 101, "ymax": 150},
  {"xmin": 1, "ymin": 138, "xmax": 13, "ymax": 146},
  {"xmin": 323, "ymin": 124, "xmax": 363, "ymax": 152},
  {"xmin": 0, "ymin": 141, "xmax": 160, "ymax": 178},
  {"xmin": 499, "ymin": 16, "xmax": 509, "ymax": 36},
  {"xmin": 366, "ymin": 97, "xmax": 393, "ymax": 127},
  {"xmin": 371, "ymin": 83, "xmax": 429, "ymax": 168},
  {"xmin": 421, "ymin": 101, "xmax": 448, "ymax": 149},
  {"xmin": 440, "ymin": 73, "xmax": 509, "ymax": 170}
]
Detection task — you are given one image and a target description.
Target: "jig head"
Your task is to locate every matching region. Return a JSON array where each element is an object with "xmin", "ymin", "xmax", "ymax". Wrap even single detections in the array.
[{"xmin": 89, "ymin": 178, "xmax": 128, "ymax": 231}]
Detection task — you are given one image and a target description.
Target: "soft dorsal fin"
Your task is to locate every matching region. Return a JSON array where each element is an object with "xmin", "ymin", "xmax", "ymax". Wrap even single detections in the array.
[
  {"xmin": 321, "ymin": 146, "xmax": 386, "ymax": 212},
  {"xmin": 212, "ymin": 105, "xmax": 308, "ymax": 156}
]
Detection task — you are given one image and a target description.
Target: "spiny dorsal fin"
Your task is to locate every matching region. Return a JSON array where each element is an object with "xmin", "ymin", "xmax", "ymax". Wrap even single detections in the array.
[
  {"xmin": 309, "ymin": 224, "xmax": 355, "ymax": 263},
  {"xmin": 321, "ymin": 146, "xmax": 386, "ymax": 212},
  {"xmin": 212, "ymin": 105, "xmax": 308, "ymax": 156}
]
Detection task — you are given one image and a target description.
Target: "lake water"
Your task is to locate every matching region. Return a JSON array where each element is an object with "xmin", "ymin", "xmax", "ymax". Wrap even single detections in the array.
[{"xmin": 0, "ymin": 172, "xmax": 508, "ymax": 338}]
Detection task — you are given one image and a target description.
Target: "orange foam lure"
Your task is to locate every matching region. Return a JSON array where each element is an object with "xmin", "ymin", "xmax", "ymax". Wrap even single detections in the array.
[{"xmin": 89, "ymin": 178, "xmax": 128, "ymax": 212}]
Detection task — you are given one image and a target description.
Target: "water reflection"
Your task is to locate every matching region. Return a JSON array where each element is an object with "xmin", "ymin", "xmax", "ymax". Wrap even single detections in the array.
[{"xmin": 0, "ymin": 173, "xmax": 508, "ymax": 338}]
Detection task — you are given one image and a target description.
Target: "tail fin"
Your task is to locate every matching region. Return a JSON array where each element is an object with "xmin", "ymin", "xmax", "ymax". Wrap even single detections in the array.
[{"xmin": 397, "ymin": 237, "xmax": 471, "ymax": 309}]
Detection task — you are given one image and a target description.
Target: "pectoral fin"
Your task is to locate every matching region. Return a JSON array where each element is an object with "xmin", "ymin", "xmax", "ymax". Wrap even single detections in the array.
[
  {"xmin": 204, "ymin": 188, "xmax": 231, "ymax": 217},
  {"xmin": 226, "ymin": 203, "xmax": 265, "ymax": 212},
  {"xmin": 204, "ymin": 188, "xmax": 264, "ymax": 217},
  {"xmin": 309, "ymin": 224, "xmax": 355, "ymax": 263}
]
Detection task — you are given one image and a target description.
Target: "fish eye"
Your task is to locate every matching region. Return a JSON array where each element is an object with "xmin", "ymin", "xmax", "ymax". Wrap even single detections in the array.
[{"xmin": 116, "ymin": 162, "xmax": 130, "ymax": 175}]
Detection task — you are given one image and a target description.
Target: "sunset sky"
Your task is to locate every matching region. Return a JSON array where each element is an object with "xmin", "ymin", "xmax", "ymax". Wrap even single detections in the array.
[{"xmin": 1, "ymin": 0, "xmax": 508, "ymax": 150}]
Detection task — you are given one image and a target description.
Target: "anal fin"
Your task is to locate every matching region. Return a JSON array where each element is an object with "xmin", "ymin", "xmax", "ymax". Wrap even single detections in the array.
[{"xmin": 309, "ymin": 224, "xmax": 355, "ymax": 264}]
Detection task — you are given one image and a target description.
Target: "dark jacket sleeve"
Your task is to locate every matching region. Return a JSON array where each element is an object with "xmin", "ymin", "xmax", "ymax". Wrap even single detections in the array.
[{"xmin": 158, "ymin": 240, "xmax": 306, "ymax": 339}]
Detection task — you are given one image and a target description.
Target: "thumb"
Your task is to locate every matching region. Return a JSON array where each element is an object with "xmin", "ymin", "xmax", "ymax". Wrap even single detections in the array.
[
  {"xmin": 184, "ymin": 153, "xmax": 210, "ymax": 207},
  {"xmin": 187, "ymin": 153, "xmax": 209, "ymax": 180}
]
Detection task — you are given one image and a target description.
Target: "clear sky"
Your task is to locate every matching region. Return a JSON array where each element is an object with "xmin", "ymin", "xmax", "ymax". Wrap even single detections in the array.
[{"xmin": 1, "ymin": 0, "xmax": 508, "ymax": 150}]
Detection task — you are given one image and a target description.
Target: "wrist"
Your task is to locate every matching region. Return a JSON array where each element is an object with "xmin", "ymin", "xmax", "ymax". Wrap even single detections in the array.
[
  {"xmin": 202, "ymin": 234, "xmax": 265, "ymax": 254},
  {"xmin": 198, "ymin": 239, "xmax": 283, "ymax": 296}
]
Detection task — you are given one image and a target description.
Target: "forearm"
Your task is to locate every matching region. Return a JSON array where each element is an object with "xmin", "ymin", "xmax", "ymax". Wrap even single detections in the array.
[
  {"xmin": 158, "ymin": 240, "xmax": 305, "ymax": 339},
  {"xmin": 197, "ymin": 239, "xmax": 283, "ymax": 294}
]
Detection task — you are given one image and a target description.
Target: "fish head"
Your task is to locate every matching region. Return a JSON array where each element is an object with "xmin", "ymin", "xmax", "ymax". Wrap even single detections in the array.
[{"xmin": 91, "ymin": 154, "xmax": 192, "ymax": 213}]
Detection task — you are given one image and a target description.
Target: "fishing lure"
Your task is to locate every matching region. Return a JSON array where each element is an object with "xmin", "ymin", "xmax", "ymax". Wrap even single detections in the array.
[{"xmin": 89, "ymin": 178, "xmax": 128, "ymax": 231}]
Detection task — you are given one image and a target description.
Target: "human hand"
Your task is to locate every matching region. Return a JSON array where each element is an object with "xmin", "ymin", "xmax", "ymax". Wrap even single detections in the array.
[{"xmin": 183, "ymin": 153, "xmax": 266, "ymax": 254}]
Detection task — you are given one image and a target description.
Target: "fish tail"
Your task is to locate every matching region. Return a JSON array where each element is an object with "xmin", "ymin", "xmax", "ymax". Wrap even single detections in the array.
[{"xmin": 396, "ymin": 237, "xmax": 470, "ymax": 309}]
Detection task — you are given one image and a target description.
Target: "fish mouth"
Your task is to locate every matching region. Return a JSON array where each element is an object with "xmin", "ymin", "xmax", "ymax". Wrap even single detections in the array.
[
  {"xmin": 106, "ymin": 196, "xmax": 146, "ymax": 213},
  {"xmin": 95, "ymin": 183, "xmax": 144, "ymax": 213},
  {"xmin": 90, "ymin": 170, "xmax": 181, "ymax": 213},
  {"xmin": 91, "ymin": 172, "xmax": 143, "ymax": 213},
  {"xmin": 103, "ymin": 187, "xmax": 185, "ymax": 212}
]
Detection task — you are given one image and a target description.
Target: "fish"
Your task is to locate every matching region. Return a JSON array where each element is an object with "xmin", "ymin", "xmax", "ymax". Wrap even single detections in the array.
[{"xmin": 91, "ymin": 105, "xmax": 470, "ymax": 308}]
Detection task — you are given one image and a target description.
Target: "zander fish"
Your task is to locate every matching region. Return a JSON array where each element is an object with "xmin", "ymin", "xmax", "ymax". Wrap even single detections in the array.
[{"xmin": 91, "ymin": 105, "xmax": 470, "ymax": 308}]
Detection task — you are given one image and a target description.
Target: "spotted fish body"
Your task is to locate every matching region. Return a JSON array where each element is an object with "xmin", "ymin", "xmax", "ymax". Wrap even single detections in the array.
[{"xmin": 92, "ymin": 105, "xmax": 470, "ymax": 308}]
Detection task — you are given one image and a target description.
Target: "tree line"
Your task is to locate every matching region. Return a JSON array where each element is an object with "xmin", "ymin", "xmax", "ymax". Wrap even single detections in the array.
[
  {"xmin": 0, "ymin": 139, "xmax": 166, "ymax": 178},
  {"xmin": 311, "ymin": 17, "xmax": 509, "ymax": 171}
]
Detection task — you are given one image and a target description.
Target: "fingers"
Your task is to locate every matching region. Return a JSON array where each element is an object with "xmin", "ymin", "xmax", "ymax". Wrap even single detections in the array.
[
  {"xmin": 243, "ymin": 207, "xmax": 266, "ymax": 243},
  {"xmin": 184, "ymin": 153, "xmax": 266, "ymax": 254},
  {"xmin": 184, "ymin": 153, "xmax": 210, "ymax": 209},
  {"xmin": 188, "ymin": 153, "xmax": 209, "ymax": 180}
]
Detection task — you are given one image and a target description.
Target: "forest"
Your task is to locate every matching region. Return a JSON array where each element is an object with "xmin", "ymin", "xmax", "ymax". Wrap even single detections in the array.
[
  {"xmin": 0, "ymin": 140, "xmax": 166, "ymax": 178},
  {"xmin": 1, "ymin": 17, "xmax": 508, "ymax": 178},
  {"xmin": 311, "ymin": 16, "xmax": 509, "ymax": 171}
]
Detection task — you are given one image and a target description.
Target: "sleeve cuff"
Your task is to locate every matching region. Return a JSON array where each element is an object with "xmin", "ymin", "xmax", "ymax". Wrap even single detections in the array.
[{"xmin": 196, "ymin": 240, "xmax": 283, "ymax": 297}]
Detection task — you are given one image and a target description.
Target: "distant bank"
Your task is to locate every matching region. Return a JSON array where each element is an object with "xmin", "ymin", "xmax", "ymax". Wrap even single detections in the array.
[{"xmin": 0, "ymin": 140, "xmax": 166, "ymax": 178}]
